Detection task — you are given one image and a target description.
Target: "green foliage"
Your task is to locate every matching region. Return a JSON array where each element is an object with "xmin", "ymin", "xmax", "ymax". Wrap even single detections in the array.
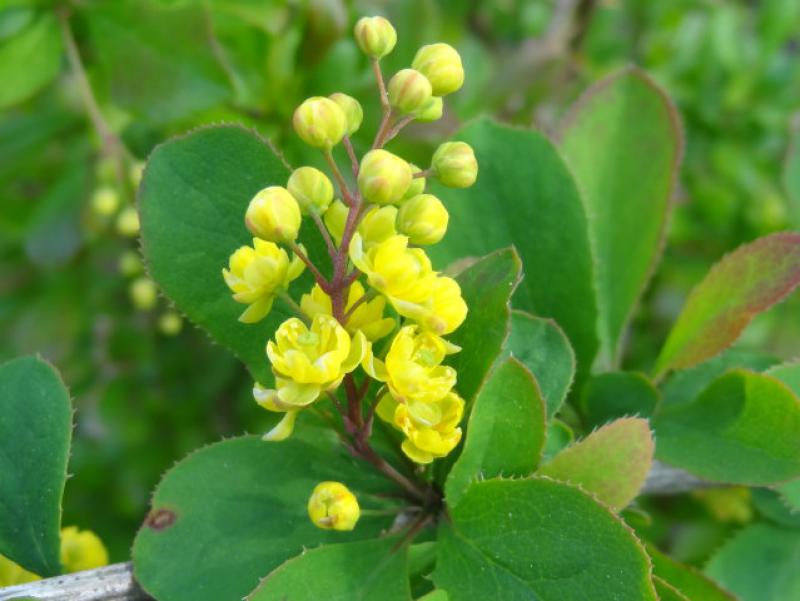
[
  {"xmin": 647, "ymin": 544, "xmax": 735, "ymax": 600},
  {"xmin": 445, "ymin": 358, "xmax": 545, "ymax": 506},
  {"xmin": 655, "ymin": 233, "xmax": 800, "ymax": 378},
  {"xmin": 248, "ymin": 538, "xmax": 410, "ymax": 601},
  {"xmin": 581, "ymin": 371, "xmax": 659, "ymax": 427},
  {"xmin": 0, "ymin": 355, "xmax": 71, "ymax": 577},
  {"xmin": 0, "ymin": 11, "xmax": 62, "ymax": 109},
  {"xmin": 429, "ymin": 119, "xmax": 599, "ymax": 377},
  {"xmin": 433, "ymin": 478, "xmax": 658, "ymax": 600},
  {"xmin": 654, "ymin": 369, "xmax": 800, "ymax": 484},
  {"xmin": 560, "ymin": 68, "xmax": 682, "ymax": 367},
  {"xmin": 503, "ymin": 310, "xmax": 575, "ymax": 418},
  {"xmin": 133, "ymin": 433, "xmax": 396, "ymax": 601},
  {"xmin": 538, "ymin": 417, "xmax": 654, "ymax": 511},
  {"xmin": 706, "ymin": 523, "xmax": 800, "ymax": 601}
]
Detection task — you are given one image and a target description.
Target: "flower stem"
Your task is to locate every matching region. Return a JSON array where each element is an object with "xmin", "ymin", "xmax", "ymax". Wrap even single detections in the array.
[
  {"xmin": 287, "ymin": 241, "xmax": 330, "ymax": 291},
  {"xmin": 325, "ymin": 151, "xmax": 356, "ymax": 207},
  {"xmin": 310, "ymin": 212, "xmax": 337, "ymax": 260}
]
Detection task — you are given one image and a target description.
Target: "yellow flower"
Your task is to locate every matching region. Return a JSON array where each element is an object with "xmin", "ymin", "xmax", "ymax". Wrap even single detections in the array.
[
  {"xmin": 60, "ymin": 526, "xmax": 109, "ymax": 573},
  {"xmin": 354, "ymin": 16, "xmax": 396, "ymax": 59},
  {"xmin": 0, "ymin": 555, "xmax": 38, "ymax": 586},
  {"xmin": 287, "ymin": 166, "xmax": 334, "ymax": 215},
  {"xmin": 358, "ymin": 149, "xmax": 412, "ymax": 205},
  {"xmin": 329, "ymin": 93, "xmax": 363, "ymax": 135},
  {"xmin": 222, "ymin": 239, "xmax": 305, "ymax": 323},
  {"xmin": 245, "ymin": 186, "xmax": 302, "ymax": 242},
  {"xmin": 129, "ymin": 277, "xmax": 158, "ymax": 311},
  {"xmin": 349, "ymin": 233, "xmax": 437, "ymax": 316},
  {"xmin": 307, "ymin": 481, "xmax": 360, "ymax": 531},
  {"xmin": 325, "ymin": 202, "xmax": 397, "ymax": 248},
  {"xmin": 377, "ymin": 391, "xmax": 464, "ymax": 464},
  {"xmin": 116, "ymin": 206, "xmax": 140, "ymax": 237},
  {"xmin": 91, "ymin": 186, "xmax": 119, "ymax": 217},
  {"xmin": 431, "ymin": 141, "xmax": 478, "ymax": 188},
  {"xmin": 264, "ymin": 314, "xmax": 369, "ymax": 408},
  {"xmin": 404, "ymin": 275, "xmax": 468, "ymax": 336},
  {"xmin": 364, "ymin": 325, "xmax": 458, "ymax": 404},
  {"xmin": 411, "ymin": 43, "xmax": 464, "ymax": 96},
  {"xmin": 388, "ymin": 68, "xmax": 433, "ymax": 115},
  {"xmin": 293, "ymin": 96, "xmax": 347, "ymax": 150},
  {"xmin": 300, "ymin": 282, "xmax": 395, "ymax": 342}
]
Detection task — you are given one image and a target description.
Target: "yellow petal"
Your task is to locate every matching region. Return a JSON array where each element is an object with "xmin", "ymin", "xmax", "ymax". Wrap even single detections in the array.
[{"xmin": 262, "ymin": 410, "xmax": 299, "ymax": 441}]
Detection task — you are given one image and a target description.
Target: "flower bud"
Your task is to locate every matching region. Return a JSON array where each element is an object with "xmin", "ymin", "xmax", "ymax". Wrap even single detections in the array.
[
  {"xmin": 328, "ymin": 93, "xmax": 363, "ymax": 135},
  {"xmin": 60, "ymin": 526, "xmax": 108, "ymax": 573},
  {"xmin": 130, "ymin": 277, "xmax": 157, "ymax": 311},
  {"xmin": 323, "ymin": 199, "xmax": 348, "ymax": 245},
  {"xmin": 415, "ymin": 96, "xmax": 443, "ymax": 122},
  {"xmin": 358, "ymin": 149, "xmax": 412, "ymax": 205},
  {"xmin": 91, "ymin": 186, "xmax": 119, "ymax": 217},
  {"xmin": 403, "ymin": 164, "xmax": 426, "ymax": 200},
  {"xmin": 431, "ymin": 141, "xmax": 478, "ymax": 188},
  {"xmin": 158, "ymin": 311, "xmax": 183, "ymax": 336},
  {"xmin": 388, "ymin": 69, "xmax": 432, "ymax": 115},
  {"xmin": 398, "ymin": 194, "xmax": 449, "ymax": 245},
  {"xmin": 411, "ymin": 43, "xmax": 464, "ymax": 96},
  {"xmin": 118, "ymin": 250, "xmax": 143, "ymax": 277},
  {"xmin": 307, "ymin": 481, "xmax": 360, "ymax": 531},
  {"xmin": 245, "ymin": 186, "xmax": 302, "ymax": 242},
  {"xmin": 293, "ymin": 96, "xmax": 347, "ymax": 150},
  {"xmin": 354, "ymin": 16, "xmax": 396, "ymax": 59},
  {"xmin": 129, "ymin": 161, "xmax": 145, "ymax": 188},
  {"xmin": 116, "ymin": 206, "xmax": 140, "ymax": 237},
  {"xmin": 287, "ymin": 167, "xmax": 334, "ymax": 214}
]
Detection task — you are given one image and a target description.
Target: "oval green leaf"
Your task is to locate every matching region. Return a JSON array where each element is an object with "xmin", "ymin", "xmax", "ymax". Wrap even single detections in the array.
[
  {"xmin": 559, "ymin": 68, "xmax": 682, "ymax": 367},
  {"xmin": 581, "ymin": 371, "xmax": 660, "ymax": 428},
  {"xmin": 433, "ymin": 478, "xmax": 657, "ymax": 600},
  {"xmin": 0, "ymin": 355, "xmax": 71, "ymax": 577}
]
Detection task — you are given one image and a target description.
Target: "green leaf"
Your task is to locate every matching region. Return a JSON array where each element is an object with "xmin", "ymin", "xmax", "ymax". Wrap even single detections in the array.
[
  {"xmin": 417, "ymin": 591, "xmax": 448, "ymax": 601},
  {"xmin": 87, "ymin": 1, "xmax": 231, "ymax": 123},
  {"xmin": 752, "ymin": 488, "xmax": 800, "ymax": 528},
  {"xmin": 133, "ymin": 433, "xmax": 399, "ymax": 601},
  {"xmin": 0, "ymin": 355, "xmax": 71, "ymax": 577},
  {"xmin": 448, "ymin": 248, "xmax": 522, "ymax": 404},
  {"xmin": 766, "ymin": 362, "xmax": 800, "ymax": 511},
  {"xmin": 784, "ymin": 119, "xmax": 800, "ymax": 226},
  {"xmin": 580, "ymin": 371, "xmax": 659, "ymax": 428},
  {"xmin": 445, "ymin": 358, "xmax": 546, "ymax": 507},
  {"xmin": 429, "ymin": 119, "xmax": 599, "ymax": 377},
  {"xmin": 140, "ymin": 125, "xmax": 308, "ymax": 384},
  {"xmin": 654, "ymin": 369, "xmax": 800, "ymax": 485},
  {"xmin": 433, "ymin": 478, "xmax": 657, "ymax": 600},
  {"xmin": 0, "ymin": 12, "xmax": 62, "ymax": 109},
  {"xmin": 503, "ymin": 310, "xmax": 575, "ymax": 417},
  {"xmin": 247, "ymin": 538, "xmax": 411, "ymax": 601},
  {"xmin": 647, "ymin": 544, "xmax": 735, "ymax": 601},
  {"xmin": 659, "ymin": 349, "xmax": 779, "ymax": 411},
  {"xmin": 559, "ymin": 68, "xmax": 682, "ymax": 366},
  {"xmin": 777, "ymin": 479, "xmax": 800, "ymax": 514},
  {"xmin": 537, "ymin": 417, "xmax": 654, "ymax": 511},
  {"xmin": 654, "ymin": 233, "xmax": 800, "ymax": 378},
  {"xmin": 543, "ymin": 419, "xmax": 574, "ymax": 460},
  {"xmin": 705, "ymin": 523, "xmax": 800, "ymax": 601}
]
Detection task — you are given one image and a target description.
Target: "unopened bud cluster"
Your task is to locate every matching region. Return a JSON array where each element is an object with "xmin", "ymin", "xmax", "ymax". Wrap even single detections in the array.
[{"xmin": 222, "ymin": 16, "xmax": 478, "ymax": 532}]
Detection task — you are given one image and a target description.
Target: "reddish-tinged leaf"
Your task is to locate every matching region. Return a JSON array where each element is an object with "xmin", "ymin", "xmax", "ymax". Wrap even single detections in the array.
[{"xmin": 655, "ymin": 233, "xmax": 800, "ymax": 378}]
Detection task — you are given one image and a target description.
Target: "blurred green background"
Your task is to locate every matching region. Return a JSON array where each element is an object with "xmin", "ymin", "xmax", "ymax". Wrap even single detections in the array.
[{"xmin": 2, "ymin": 0, "xmax": 799, "ymax": 562}]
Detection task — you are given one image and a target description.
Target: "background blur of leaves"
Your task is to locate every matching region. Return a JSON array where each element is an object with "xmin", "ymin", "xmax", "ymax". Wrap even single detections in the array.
[{"xmin": 1, "ymin": 0, "xmax": 799, "ymax": 562}]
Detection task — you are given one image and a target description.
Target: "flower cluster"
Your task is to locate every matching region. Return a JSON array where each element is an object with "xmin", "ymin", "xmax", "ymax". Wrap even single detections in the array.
[{"xmin": 222, "ymin": 15, "xmax": 477, "ymax": 530}]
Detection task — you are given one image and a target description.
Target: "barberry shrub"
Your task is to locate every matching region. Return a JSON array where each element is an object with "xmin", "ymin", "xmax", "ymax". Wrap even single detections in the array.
[{"xmin": 2, "ymin": 14, "xmax": 800, "ymax": 601}]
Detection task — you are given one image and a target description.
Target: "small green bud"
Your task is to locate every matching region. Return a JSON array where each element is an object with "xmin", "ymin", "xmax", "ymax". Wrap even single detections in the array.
[
  {"xmin": 415, "ymin": 96, "xmax": 443, "ymax": 122},
  {"xmin": 412, "ymin": 43, "xmax": 464, "ymax": 96},
  {"xmin": 388, "ymin": 69, "xmax": 432, "ymax": 115},
  {"xmin": 130, "ymin": 277, "xmax": 157, "ymax": 311},
  {"xmin": 116, "ymin": 206, "xmax": 140, "ymax": 237},
  {"xmin": 129, "ymin": 161, "xmax": 145, "ymax": 188},
  {"xmin": 354, "ymin": 16, "xmax": 396, "ymax": 59},
  {"xmin": 397, "ymin": 193, "xmax": 449, "ymax": 245},
  {"xmin": 158, "ymin": 311, "xmax": 183, "ymax": 336},
  {"xmin": 358, "ymin": 149, "xmax": 412, "ymax": 205},
  {"xmin": 288, "ymin": 166, "xmax": 334, "ymax": 214},
  {"xmin": 323, "ymin": 199, "xmax": 348, "ymax": 245},
  {"xmin": 246, "ymin": 186, "xmax": 302, "ymax": 242},
  {"xmin": 431, "ymin": 141, "xmax": 477, "ymax": 188},
  {"xmin": 328, "ymin": 93, "xmax": 363, "ymax": 135},
  {"xmin": 91, "ymin": 186, "xmax": 119, "ymax": 217},
  {"xmin": 402, "ymin": 164, "xmax": 426, "ymax": 200},
  {"xmin": 118, "ymin": 250, "xmax": 143, "ymax": 277},
  {"xmin": 292, "ymin": 96, "xmax": 347, "ymax": 150}
]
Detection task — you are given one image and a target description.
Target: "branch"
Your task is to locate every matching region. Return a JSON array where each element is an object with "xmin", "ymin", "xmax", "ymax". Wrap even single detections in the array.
[{"xmin": 0, "ymin": 463, "xmax": 715, "ymax": 600}]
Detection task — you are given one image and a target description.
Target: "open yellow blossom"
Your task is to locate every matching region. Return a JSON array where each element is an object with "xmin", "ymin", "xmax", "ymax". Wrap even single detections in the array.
[
  {"xmin": 60, "ymin": 526, "xmax": 109, "ymax": 573},
  {"xmin": 364, "ymin": 325, "xmax": 458, "ymax": 404},
  {"xmin": 401, "ymin": 275, "xmax": 468, "ymax": 335},
  {"xmin": 349, "ymin": 233, "xmax": 437, "ymax": 317},
  {"xmin": 307, "ymin": 481, "xmax": 360, "ymax": 531},
  {"xmin": 222, "ymin": 239, "xmax": 305, "ymax": 323},
  {"xmin": 264, "ymin": 314, "xmax": 369, "ymax": 408},
  {"xmin": 300, "ymin": 282, "xmax": 395, "ymax": 341},
  {"xmin": 376, "ymin": 391, "xmax": 464, "ymax": 463}
]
